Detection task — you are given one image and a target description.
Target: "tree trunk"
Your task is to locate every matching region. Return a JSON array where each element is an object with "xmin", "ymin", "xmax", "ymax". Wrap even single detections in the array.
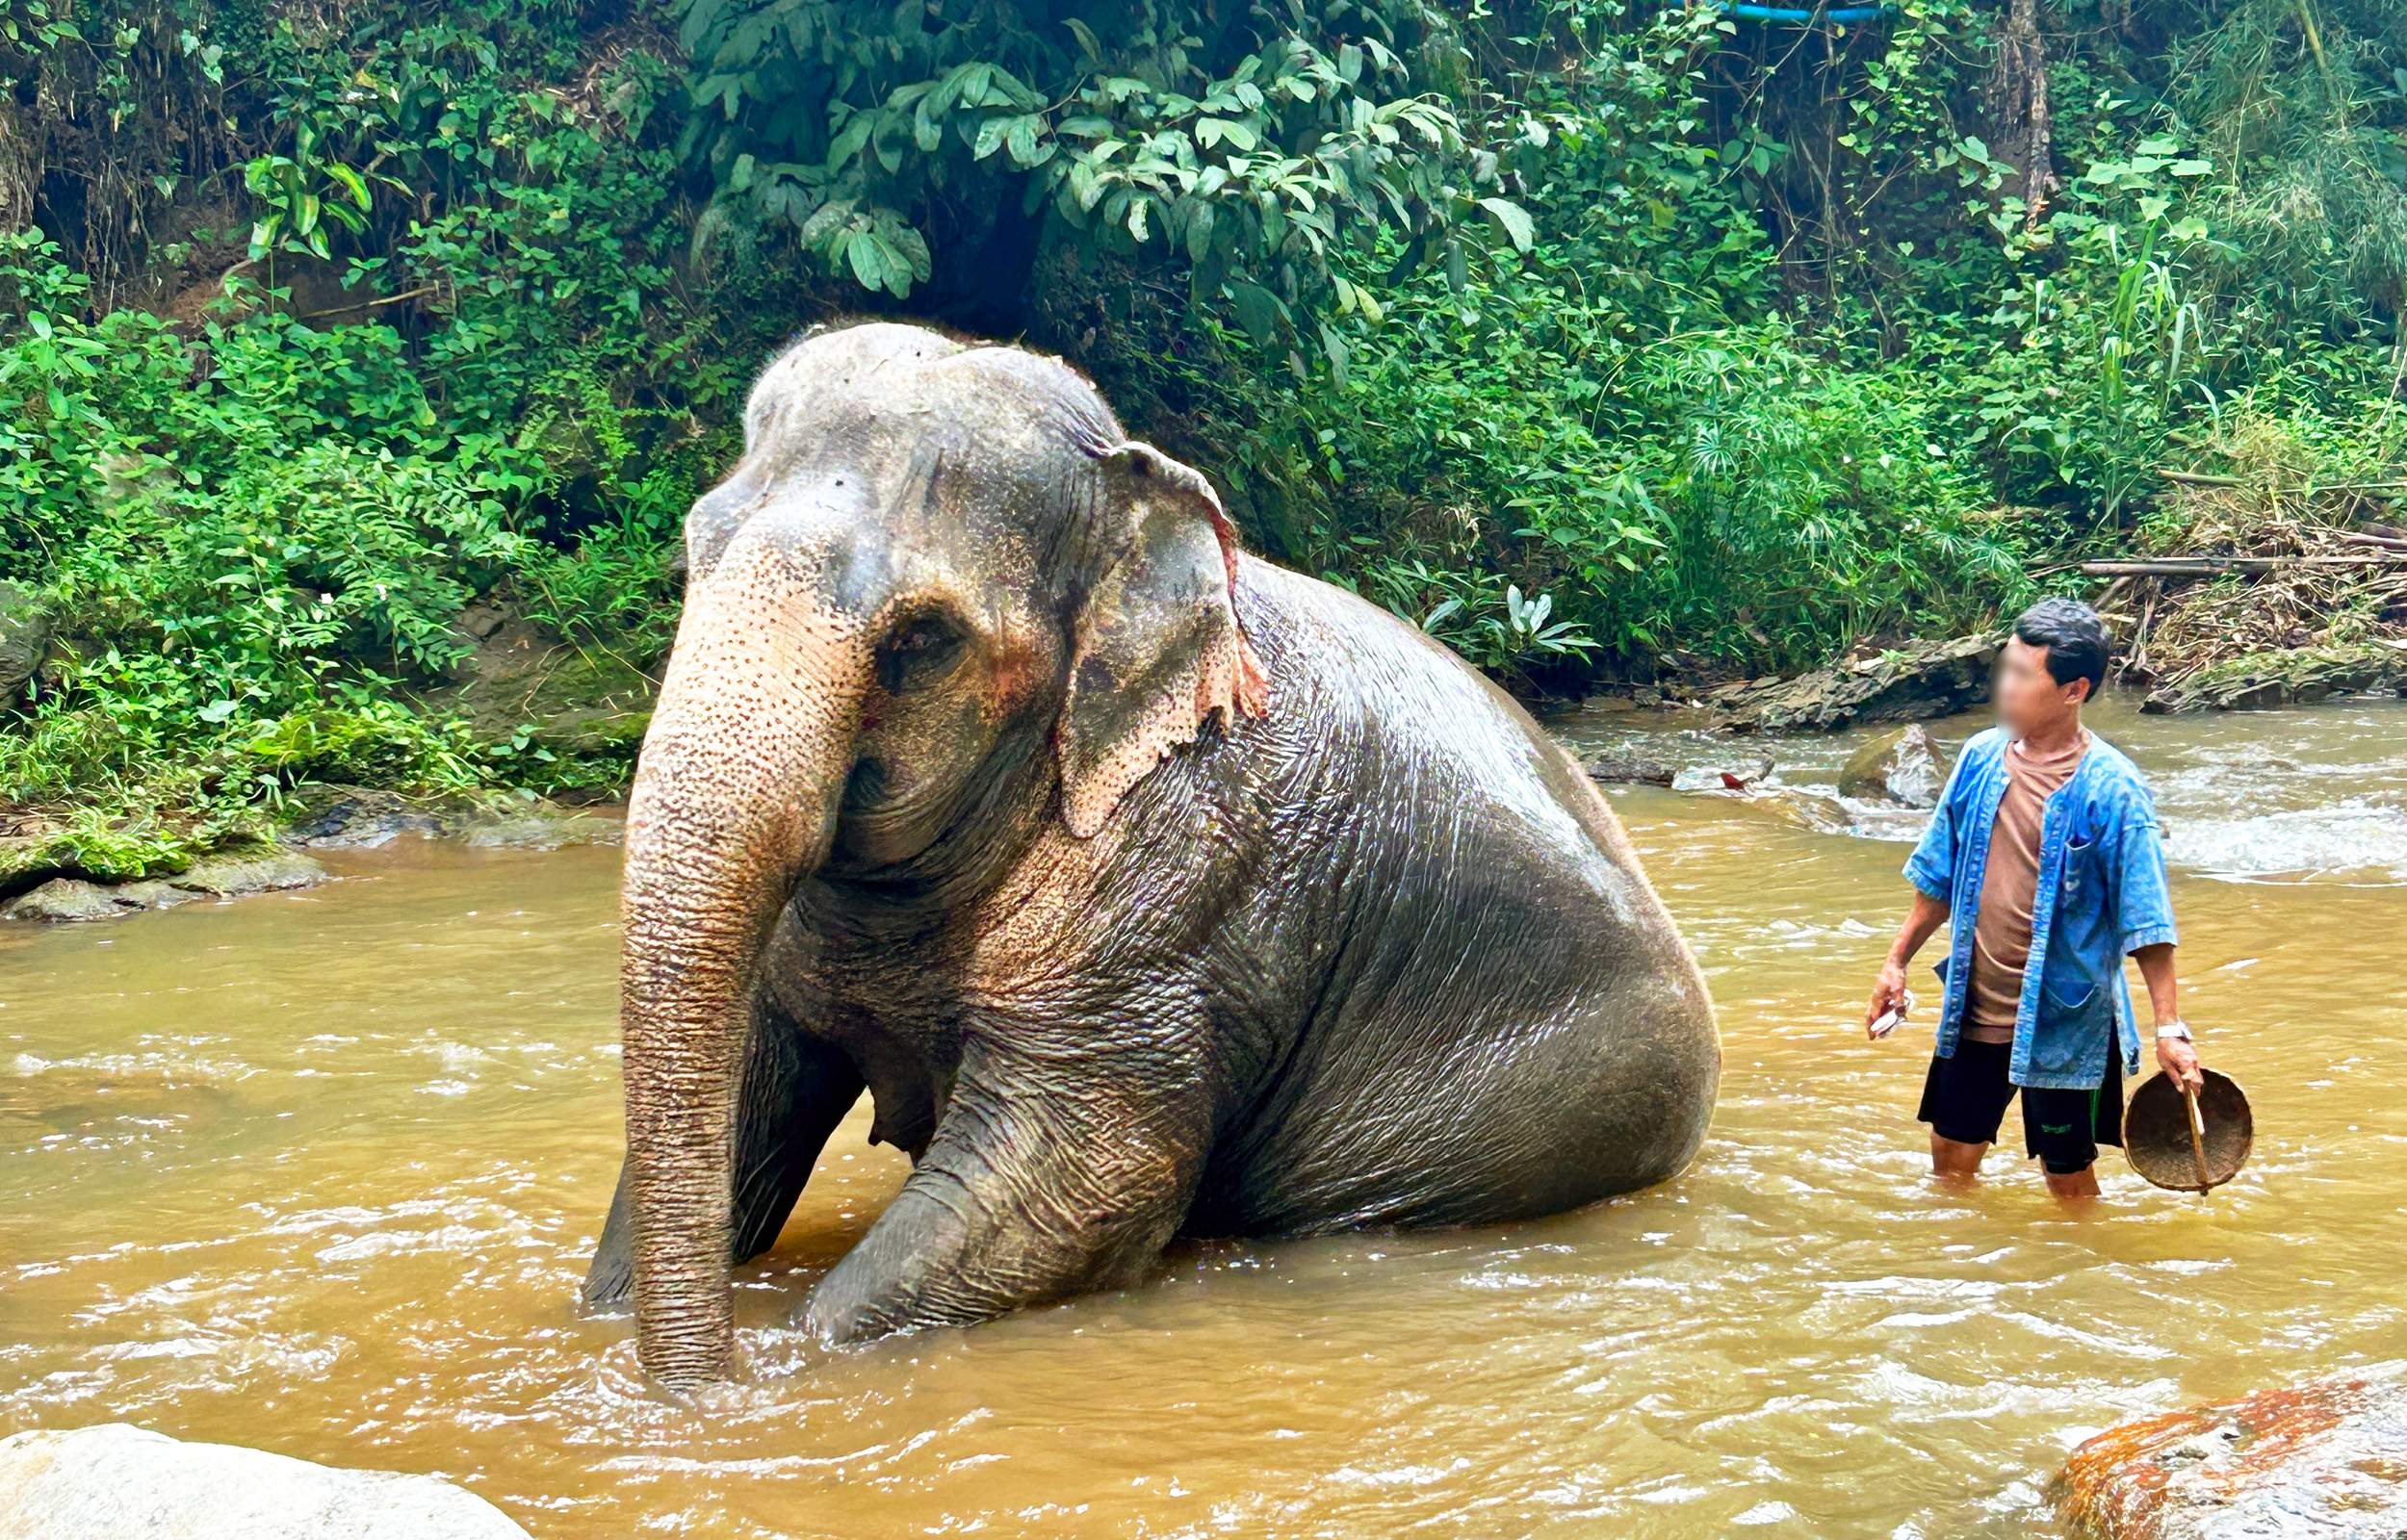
[{"xmin": 1987, "ymin": 0, "xmax": 2056, "ymax": 228}]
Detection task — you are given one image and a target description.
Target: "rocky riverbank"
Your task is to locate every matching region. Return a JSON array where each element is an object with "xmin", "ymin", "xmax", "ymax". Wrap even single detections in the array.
[{"xmin": 0, "ymin": 787, "xmax": 622, "ymax": 923}]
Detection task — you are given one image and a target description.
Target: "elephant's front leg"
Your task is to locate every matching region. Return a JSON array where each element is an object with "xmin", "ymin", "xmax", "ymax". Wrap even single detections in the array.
[{"xmin": 801, "ymin": 1031, "xmax": 1216, "ymax": 1345}]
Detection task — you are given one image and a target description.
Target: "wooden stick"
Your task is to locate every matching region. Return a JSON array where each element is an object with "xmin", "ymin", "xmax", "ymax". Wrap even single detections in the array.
[
  {"xmin": 2186, "ymin": 1088, "xmax": 2212, "ymax": 1194},
  {"xmin": 298, "ymin": 285, "xmax": 439, "ymax": 320},
  {"xmin": 2080, "ymin": 555, "xmax": 2407, "ymax": 577},
  {"xmin": 2155, "ymin": 470, "xmax": 2407, "ymax": 495}
]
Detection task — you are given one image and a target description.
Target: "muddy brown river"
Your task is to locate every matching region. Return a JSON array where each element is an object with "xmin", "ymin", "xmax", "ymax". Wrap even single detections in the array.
[{"xmin": 5, "ymin": 694, "xmax": 2404, "ymax": 1537}]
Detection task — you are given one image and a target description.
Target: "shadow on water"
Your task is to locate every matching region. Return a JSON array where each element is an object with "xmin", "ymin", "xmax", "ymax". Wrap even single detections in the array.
[{"xmin": 3, "ymin": 693, "xmax": 2404, "ymax": 1537}]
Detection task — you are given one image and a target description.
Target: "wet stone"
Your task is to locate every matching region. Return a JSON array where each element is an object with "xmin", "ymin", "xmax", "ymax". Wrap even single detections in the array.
[
  {"xmin": 279, "ymin": 788, "xmax": 447, "ymax": 848},
  {"xmin": 2055, "ymin": 1365, "xmax": 2407, "ymax": 1539},
  {"xmin": 1837, "ymin": 723, "xmax": 1942, "ymax": 808},
  {"xmin": 3, "ymin": 880, "xmax": 138, "ymax": 923},
  {"xmin": 0, "ymin": 1423, "xmax": 532, "ymax": 1538},
  {"xmin": 1585, "ymin": 748, "xmax": 1677, "ymax": 785},
  {"xmin": 3, "ymin": 852, "xmax": 329, "ymax": 923},
  {"xmin": 168, "ymin": 850, "xmax": 329, "ymax": 896},
  {"xmin": 277, "ymin": 786, "xmax": 621, "ymax": 851},
  {"xmin": 455, "ymin": 810, "xmax": 622, "ymax": 850},
  {"xmin": 112, "ymin": 881, "xmax": 199, "ymax": 911}
]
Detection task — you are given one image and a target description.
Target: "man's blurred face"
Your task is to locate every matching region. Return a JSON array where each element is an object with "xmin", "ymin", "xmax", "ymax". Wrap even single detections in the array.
[{"xmin": 1995, "ymin": 635, "xmax": 2088, "ymax": 737}]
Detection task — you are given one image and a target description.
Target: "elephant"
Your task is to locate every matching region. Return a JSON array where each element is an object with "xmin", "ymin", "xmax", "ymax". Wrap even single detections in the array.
[{"xmin": 582, "ymin": 321, "xmax": 1721, "ymax": 1388}]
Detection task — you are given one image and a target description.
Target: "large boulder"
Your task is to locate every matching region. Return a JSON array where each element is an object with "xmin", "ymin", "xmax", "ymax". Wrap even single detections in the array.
[
  {"xmin": 1691, "ymin": 633, "xmax": 2005, "ymax": 732},
  {"xmin": 1837, "ymin": 723, "xmax": 1942, "ymax": 807},
  {"xmin": 0, "ymin": 1424, "xmax": 531, "ymax": 1539},
  {"xmin": 2055, "ymin": 1366, "xmax": 2407, "ymax": 1539}
]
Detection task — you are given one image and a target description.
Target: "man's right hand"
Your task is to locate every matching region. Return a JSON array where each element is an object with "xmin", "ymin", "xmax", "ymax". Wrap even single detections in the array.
[{"xmin": 1865, "ymin": 960, "xmax": 1909, "ymax": 1039}]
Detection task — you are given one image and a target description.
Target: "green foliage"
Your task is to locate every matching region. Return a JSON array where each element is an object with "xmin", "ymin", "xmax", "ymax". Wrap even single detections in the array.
[
  {"xmin": 243, "ymin": 704, "xmax": 476, "ymax": 787},
  {"xmin": 10, "ymin": 0, "xmax": 2407, "ymax": 857},
  {"xmin": 0, "ymin": 0, "xmax": 742, "ymax": 840},
  {"xmin": 680, "ymin": 0, "xmax": 1528, "ymax": 369}
]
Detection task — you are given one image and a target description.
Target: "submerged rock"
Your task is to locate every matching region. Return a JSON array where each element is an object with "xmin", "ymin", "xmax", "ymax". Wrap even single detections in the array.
[
  {"xmin": 1837, "ymin": 723, "xmax": 1942, "ymax": 808},
  {"xmin": 1727, "ymin": 786, "xmax": 1858, "ymax": 835},
  {"xmin": 2055, "ymin": 1365, "xmax": 2407, "ymax": 1539},
  {"xmin": 0, "ymin": 1423, "xmax": 531, "ymax": 1538},
  {"xmin": 1694, "ymin": 633, "xmax": 2004, "ymax": 732},
  {"xmin": 1584, "ymin": 748, "xmax": 1677, "ymax": 785}
]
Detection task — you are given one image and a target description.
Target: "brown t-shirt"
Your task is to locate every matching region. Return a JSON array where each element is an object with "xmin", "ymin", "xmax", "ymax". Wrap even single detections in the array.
[{"xmin": 1963, "ymin": 732, "xmax": 2089, "ymax": 1043}]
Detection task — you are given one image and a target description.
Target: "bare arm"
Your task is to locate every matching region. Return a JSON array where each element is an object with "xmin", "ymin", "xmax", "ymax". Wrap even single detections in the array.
[
  {"xmin": 1866, "ymin": 888, "xmax": 1951, "ymax": 1037},
  {"xmin": 2133, "ymin": 941, "xmax": 2201, "ymax": 1091}
]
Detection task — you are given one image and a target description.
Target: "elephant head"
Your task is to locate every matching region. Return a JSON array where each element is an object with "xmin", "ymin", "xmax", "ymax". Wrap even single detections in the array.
[{"xmin": 616, "ymin": 323, "xmax": 1266, "ymax": 1387}]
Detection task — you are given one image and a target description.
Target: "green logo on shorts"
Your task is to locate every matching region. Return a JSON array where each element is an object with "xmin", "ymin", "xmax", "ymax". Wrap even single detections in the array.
[{"xmin": 2040, "ymin": 1121, "xmax": 2073, "ymax": 1134}]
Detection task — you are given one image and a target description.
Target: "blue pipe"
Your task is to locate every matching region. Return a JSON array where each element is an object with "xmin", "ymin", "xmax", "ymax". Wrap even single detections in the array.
[{"xmin": 1722, "ymin": 2, "xmax": 1895, "ymax": 22}]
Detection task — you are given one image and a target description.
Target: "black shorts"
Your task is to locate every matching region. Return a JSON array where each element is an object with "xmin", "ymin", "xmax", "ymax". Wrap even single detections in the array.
[{"xmin": 1917, "ymin": 1038, "xmax": 2124, "ymax": 1175}]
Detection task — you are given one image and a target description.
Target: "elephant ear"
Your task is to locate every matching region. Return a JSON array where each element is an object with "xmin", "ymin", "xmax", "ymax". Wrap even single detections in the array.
[{"xmin": 1056, "ymin": 442, "xmax": 1270, "ymax": 839}]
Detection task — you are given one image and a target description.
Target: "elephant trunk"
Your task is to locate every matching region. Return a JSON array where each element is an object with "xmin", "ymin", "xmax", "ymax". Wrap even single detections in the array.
[{"xmin": 619, "ymin": 542, "xmax": 869, "ymax": 1388}]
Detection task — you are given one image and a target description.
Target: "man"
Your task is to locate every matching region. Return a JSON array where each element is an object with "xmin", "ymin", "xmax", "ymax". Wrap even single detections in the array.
[{"xmin": 1865, "ymin": 599, "xmax": 2205, "ymax": 1197}]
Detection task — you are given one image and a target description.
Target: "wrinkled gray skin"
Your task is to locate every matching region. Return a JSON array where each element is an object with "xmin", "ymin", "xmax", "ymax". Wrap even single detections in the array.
[{"xmin": 586, "ymin": 321, "xmax": 1721, "ymax": 1388}]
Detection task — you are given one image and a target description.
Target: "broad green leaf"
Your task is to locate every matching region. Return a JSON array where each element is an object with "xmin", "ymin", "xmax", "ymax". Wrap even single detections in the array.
[
  {"xmin": 1478, "ymin": 196, "xmax": 1533, "ymax": 253},
  {"xmin": 1185, "ymin": 199, "xmax": 1216, "ymax": 262},
  {"xmin": 326, "ymin": 163, "xmax": 372, "ymax": 210},
  {"xmin": 1005, "ymin": 114, "xmax": 1044, "ymax": 167},
  {"xmin": 846, "ymin": 229, "xmax": 890, "ymax": 292},
  {"xmin": 1229, "ymin": 281, "xmax": 1281, "ymax": 346}
]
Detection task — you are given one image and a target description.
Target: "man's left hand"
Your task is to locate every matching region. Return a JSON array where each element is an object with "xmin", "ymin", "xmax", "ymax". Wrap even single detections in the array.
[{"xmin": 2156, "ymin": 1033, "xmax": 2204, "ymax": 1095}]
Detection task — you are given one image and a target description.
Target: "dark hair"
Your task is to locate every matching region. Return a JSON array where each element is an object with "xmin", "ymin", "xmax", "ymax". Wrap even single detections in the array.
[{"xmin": 2013, "ymin": 598, "xmax": 2109, "ymax": 697}]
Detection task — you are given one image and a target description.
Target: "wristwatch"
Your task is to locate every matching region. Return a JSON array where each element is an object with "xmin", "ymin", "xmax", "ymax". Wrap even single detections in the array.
[{"xmin": 2155, "ymin": 1018, "xmax": 2194, "ymax": 1041}]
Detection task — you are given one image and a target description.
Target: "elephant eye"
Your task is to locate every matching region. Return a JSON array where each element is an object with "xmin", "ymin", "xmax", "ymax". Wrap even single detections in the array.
[{"xmin": 875, "ymin": 613, "xmax": 966, "ymax": 693}]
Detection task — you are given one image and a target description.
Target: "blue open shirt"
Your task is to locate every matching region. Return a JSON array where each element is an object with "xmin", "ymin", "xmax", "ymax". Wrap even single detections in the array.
[{"xmin": 1902, "ymin": 727, "xmax": 2176, "ymax": 1091}]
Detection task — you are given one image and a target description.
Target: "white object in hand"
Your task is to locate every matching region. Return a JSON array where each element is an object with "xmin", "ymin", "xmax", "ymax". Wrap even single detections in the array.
[{"xmin": 1868, "ymin": 988, "xmax": 1916, "ymax": 1040}]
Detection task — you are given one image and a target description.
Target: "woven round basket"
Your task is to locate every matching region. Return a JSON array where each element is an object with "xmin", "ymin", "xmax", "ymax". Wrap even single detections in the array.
[{"xmin": 2124, "ymin": 1068, "xmax": 2252, "ymax": 1193}]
